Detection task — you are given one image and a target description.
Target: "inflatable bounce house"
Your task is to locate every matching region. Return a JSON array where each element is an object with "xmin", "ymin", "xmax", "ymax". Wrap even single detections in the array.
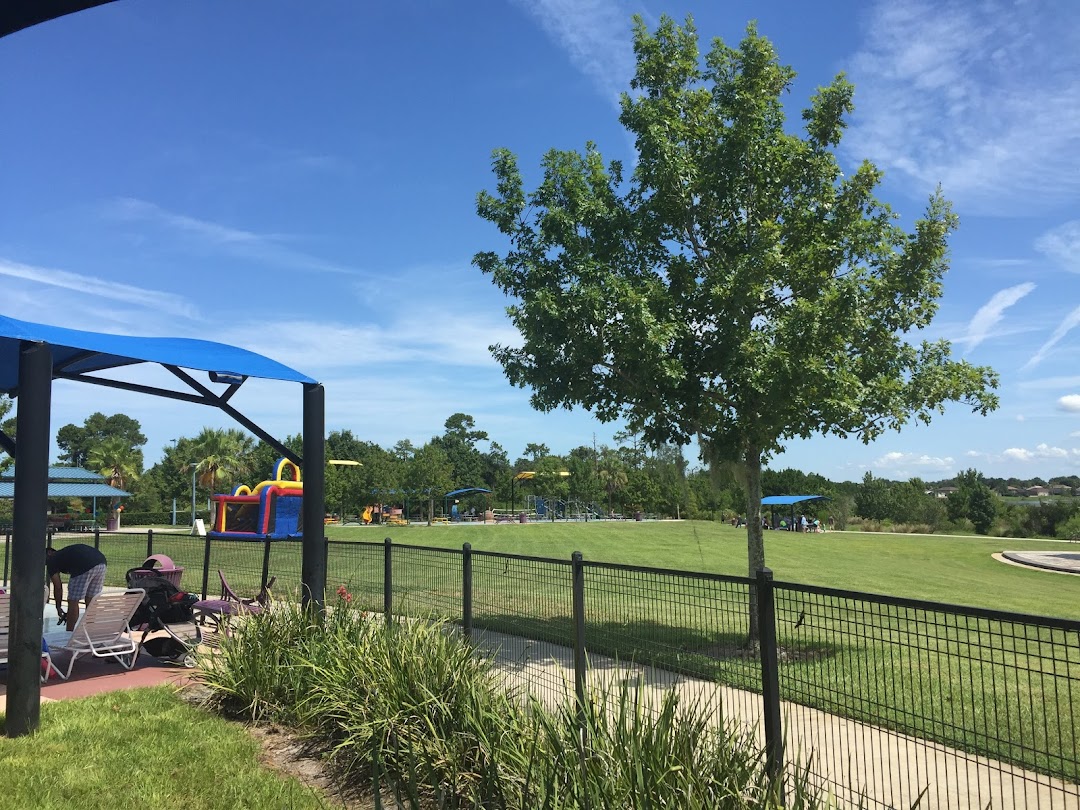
[{"xmin": 208, "ymin": 458, "xmax": 303, "ymax": 540}]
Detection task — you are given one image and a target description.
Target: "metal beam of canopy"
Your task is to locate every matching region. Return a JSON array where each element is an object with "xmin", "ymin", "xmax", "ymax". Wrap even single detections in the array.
[
  {"xmin": 0, "ymin": 1, "xmax": 120, "ymax": 39},
  {"xmin": 0, "ymin": 316, "xmax": 325, "ymax": 738}
]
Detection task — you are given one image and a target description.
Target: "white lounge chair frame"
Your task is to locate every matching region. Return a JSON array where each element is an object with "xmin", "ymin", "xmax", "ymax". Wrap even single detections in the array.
[
  {"xmin": 45, "ymin": 588, "xmax": 145, "ymax": 681},
  {"xmin": 0, "ymin": 591, "xmax": 57, "ymax": 682}
]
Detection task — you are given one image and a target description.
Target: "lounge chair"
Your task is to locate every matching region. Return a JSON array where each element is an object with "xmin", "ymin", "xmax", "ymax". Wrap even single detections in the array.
[
  {"xmin": 193, "ymin": 571, "xmax": 274, "ymax": 631},
  {"xmin": 44, "ymin": 589, "xmax": 145, "ymax": 680},
  {"xmin": 0, "ymin": 591, "xmax": 57, "ymax": 682}
]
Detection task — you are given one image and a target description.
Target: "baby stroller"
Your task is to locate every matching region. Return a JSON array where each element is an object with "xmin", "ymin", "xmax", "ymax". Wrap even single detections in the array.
[{"xmin": 125, "ymin": 565, "xmax": 203, "ymax": 668}]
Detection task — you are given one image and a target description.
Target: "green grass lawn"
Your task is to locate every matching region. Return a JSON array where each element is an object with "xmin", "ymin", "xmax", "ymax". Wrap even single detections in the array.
[
  {"xmin": 42, "ymin": 522, "xmax": 1079, "ymax": 783},
  {"xmin": 324, "ymin": 521, "xmax": 1080, "ymax": 619},
  {"xmin": 0, "ymin": 687, "xmax": 326, "ymax": 809}
]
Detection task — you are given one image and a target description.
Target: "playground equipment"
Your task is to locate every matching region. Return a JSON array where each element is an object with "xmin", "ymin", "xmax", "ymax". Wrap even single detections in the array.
[{"xmin": 208, "ymin": 458, "xmax": 304, "ymax": 540}]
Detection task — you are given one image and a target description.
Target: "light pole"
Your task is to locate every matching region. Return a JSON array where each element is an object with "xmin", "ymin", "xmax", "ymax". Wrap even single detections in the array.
[{"xmin": 189, "ymin": 463, "xmax": 197, "ymax": 527}]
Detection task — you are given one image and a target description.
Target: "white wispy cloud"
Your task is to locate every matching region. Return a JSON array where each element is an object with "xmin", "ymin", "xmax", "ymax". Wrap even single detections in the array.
[
  {"xmin": 0, "ymin": 257, "xmax": 196, "ymax": 318},
  {"xmin": 1023, "ymin": 304, "xmax": 1080, "ymax": 370},
  {"xmin": 847, "ymin": 0, "xmax": 1080, "ymax": 212},
  {"xmin": 512, "ymin": 0, "xmax": 637, "ymax": 107},
  {"xmin": 104, "ymin": 197, "xmax": 359, "ymax": 276},
  {"xmin": 958, "ymin": 282, "xmax": 1035, "ymax": 353},
  {"xmin": 211, "ymin": 308, "xmax": 518, "ymax": 374},
  {"xmin": 1019, "ymin": 375, "xmax": 1080, "ymax": 391},
  {"xmin": 873, "ymin": 451, "xmax": 955, "ymax": 474},
  {"xmin": 1035, "ymin": 220, "xmax": 1080, "ymax": 273}
]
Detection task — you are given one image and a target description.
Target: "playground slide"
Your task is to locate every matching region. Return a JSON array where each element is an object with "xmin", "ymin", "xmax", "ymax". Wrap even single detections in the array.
[{"xmin": 362, "ymin": 506, "xmax": 372, "ymax": 524}]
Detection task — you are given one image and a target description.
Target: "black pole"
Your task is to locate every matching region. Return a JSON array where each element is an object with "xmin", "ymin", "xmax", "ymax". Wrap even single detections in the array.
[
  {"xmin": 261, "ymin": 536, "xmax": 272, "ymax": 592},
  {"xmin": 571, "ymin": 550, "xmax": 590, "ymax": 797},
  {"xmin": 383, "ymin": 537, "xmax": 393, "ymax": 627},
  {"xmin": 756, "ymin": 567, "xmax": 784, "ymax": 804},
  {"xmin": 301, "ymin": 383, "xmax": 325, "ymax": 610},
  {"xmin": 7, "ymin": 340, "xmax": 52, "ymax": 737},
  {"xmin": 93, "ymin": 526, "xmax": 100, "ymax": 550},
  {"xmin": 146, "ymin": 529, "xmax": 154, "ymax": 560},
  {"xmin": 462, "ymin": 542, "xmax": 473, "ymax": 641},
  {"xmin": 201, "ymin": 534, "xmax": 212, "ymax": 601},
  {"xmin": 571, "ymin": 551, "xmax": 587, "ymax": 712}
]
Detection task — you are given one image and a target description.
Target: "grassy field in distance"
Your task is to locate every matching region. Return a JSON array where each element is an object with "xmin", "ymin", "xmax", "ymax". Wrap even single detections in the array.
[{"xmin": 325, "ymin": 520, "xmax": 1080, "ymax": 618}]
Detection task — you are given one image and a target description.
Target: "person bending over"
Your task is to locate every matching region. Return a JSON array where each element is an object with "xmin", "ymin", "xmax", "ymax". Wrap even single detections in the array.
[{"xmin": 46, "ymin": 543, "xmax": 107, "ymax": 631}]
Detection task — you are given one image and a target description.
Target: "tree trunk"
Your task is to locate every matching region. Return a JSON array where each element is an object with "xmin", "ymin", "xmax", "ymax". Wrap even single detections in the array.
[
  {"xmin": 745, "ymin": 444, "xmax": 765, "ymax": 643},
  {"xmin": 427, "ymin": 497, "xmax": 434, "ymax": 526}
]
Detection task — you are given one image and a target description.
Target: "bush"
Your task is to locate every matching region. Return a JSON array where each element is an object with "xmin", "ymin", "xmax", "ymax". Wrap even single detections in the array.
[{"xmin": 196, "ymin": 590, "xmax": 821, "ymax": 809}]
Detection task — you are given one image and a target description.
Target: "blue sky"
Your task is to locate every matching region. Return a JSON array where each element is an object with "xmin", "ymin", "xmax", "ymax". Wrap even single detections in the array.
[{"xmin": 2, "ymin": 0, "xmax": 1079, "ymax": 482}]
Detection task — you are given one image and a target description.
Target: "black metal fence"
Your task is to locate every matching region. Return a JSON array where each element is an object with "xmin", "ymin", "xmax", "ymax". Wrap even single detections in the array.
[{"xmin": 8, "ymin": 530, "xmax": 1079, "ymax": 809}]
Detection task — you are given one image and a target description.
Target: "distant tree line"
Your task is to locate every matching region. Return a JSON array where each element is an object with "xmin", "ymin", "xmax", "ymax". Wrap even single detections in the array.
[{"xmin": 1, "ymin": 396, "xmax": 1077, "ymax": 538}]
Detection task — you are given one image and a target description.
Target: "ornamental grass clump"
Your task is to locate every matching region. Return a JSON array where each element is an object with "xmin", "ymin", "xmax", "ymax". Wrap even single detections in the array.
[
  {"xmin": 197, "ymin": 587, "xmax": 822, "ymax": 809},
  {"xmin": 523, "ymin": 678, "xmax": 812, "ymax": 810},
  {"xmin": 197, "ymin": 587, "xmax": 533, "ymax": 806}
]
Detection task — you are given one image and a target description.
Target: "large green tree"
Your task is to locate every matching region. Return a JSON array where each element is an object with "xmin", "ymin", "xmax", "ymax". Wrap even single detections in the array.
[
  {"xmin": 56, "ymin": 412, "xmax": 146, "ymax": 470},
  {"xmin": 406, "ymin": 442, "xmax": 454, "ymax": 525},
  {"xmin": 474, "ymin": 15, "xmax": 998, "ymax": 628},
  {"xmin": 433, "ymin": 413, "xmax": 490, "ymax": 487}
]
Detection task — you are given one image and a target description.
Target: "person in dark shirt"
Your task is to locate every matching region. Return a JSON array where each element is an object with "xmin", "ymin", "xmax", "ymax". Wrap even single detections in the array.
[{"xmin": 46, "ymin": 543, "xmax": 107, "ymax": 631}]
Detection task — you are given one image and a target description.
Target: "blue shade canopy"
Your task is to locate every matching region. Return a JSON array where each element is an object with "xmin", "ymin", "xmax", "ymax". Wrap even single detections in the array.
[
  {"xmin": 0, "ymin": 481, "xmax": 129, "ymax": 498},
  {"xmin": 0, "ymin": 314, "xmax": 316, "ymax": 393},
  {"xmin": 760, "ymin": 495, "xmax": 830, "ymax": 506},
  {"xmin": 445, "ymin": 487, "xmax": 494, "ymax": 497},
  {"xmin": 1, "ymin": 466, "xmax": 107, "ymax": 480}
]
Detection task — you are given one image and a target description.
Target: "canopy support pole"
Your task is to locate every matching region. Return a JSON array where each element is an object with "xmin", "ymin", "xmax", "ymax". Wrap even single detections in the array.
[
  {"xmin": 6, "ymin": 341, "xmax": 51, "ymax": 737},
  {"xmin": 301, "ymin": 383, "xmax": 325, "ymax": 610}
]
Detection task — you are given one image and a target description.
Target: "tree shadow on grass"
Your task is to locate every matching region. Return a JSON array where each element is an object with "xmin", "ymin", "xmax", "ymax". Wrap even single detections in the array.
[{"xmin": 471, "ymin": 613, "xmax": 839, "ymax": 689}]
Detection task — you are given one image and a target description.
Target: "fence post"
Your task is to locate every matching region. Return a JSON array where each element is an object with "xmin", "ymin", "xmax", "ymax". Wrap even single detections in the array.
[
  {"xmin": 571, "ymin": 550, "xmax": 590, "ymax": 798},
  {"xmin": 756, "ymin": 567, "xmax": 784, "ymax": 804},
  {"xmin": 146, "ymin": 529, "xmax": 154, "ymax": 560},
  {"xmin": 384, "ymin": 538, "xmax": 393, "ymax": 627},
  {"xmin": 571, "ymin": 551, "xmax": 587, "ymax": 712},
  {"xmin": 261, "ymin": 536, "xmax": 273, "ymax": 592},
  {"xmin": 93, "ymin": 527, "xmax": 100, "ymax": 551},
  {"xmin": 462, "ymin": 543, "xmax": 473, "ymax": 641},
  {"xmin": 201, "ymin": 534, "xmax": 212, "ymax": 600},
  {"xmin": 2, "ymin": 531, "xmax": 9, "ymax": 587}
]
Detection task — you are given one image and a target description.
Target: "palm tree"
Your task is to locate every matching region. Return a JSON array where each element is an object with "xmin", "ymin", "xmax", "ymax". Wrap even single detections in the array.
[
  {"xmin": 87, "ymin": 435, "xmax": 141, "ymax": 528},
  {"xmin": 598, "ymin": 453, "xmax": 628, "ymax": 515},
  {"xmin": 188, "ymin": 428, "xmax": 255, "ymax": 495}
]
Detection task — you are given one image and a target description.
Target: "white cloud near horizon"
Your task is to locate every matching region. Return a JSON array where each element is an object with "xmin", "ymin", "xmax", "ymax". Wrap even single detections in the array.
[
  {"xmin": 847, "ymin": 0, "xmax": 1080, "ymax": 212},
  {"xmin": 104, "ymin": 197, "xmax": 360, "ymax": 276},
  {"xmin": 873, "ymin": 451, "xmax": 955, "ymax": 475},
  {"xmin": 1035, "ymin": 220, "xmax": 1080, "ymax": 273},
  {"xmin": 958, "ymin": 282, "xmax": 1035, "ymax": 353},
  {"xmin": 0, "ymin": 256, "xmax": 197, "ymax": 319},
  {"xmin": 1023, "ymin": 304, "xmax": 1080, "ymax": 370},
  {"xmin": 512, "ymin": 0, "xmax": 637, "ymax": 107},
  {"xmin": 1002, "ymin": 444, "xmax": 1080, "ymax": 464}
]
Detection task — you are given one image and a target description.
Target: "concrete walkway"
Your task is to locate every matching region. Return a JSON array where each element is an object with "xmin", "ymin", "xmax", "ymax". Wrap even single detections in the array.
[
  {"xmin": 1000, "ymin": 550, "xmax": 1080, "ymax": 576},
  {"xmin": 474, "ymin": 629, "xmax": 1079, "ymax": 810}
]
